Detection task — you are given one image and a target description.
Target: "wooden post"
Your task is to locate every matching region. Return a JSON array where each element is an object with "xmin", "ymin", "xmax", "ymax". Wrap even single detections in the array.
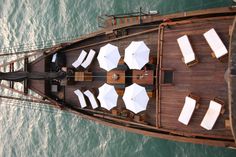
[
  {"xmin": 157, "ymin": 24, "xmax": 164, "ymax": 128},
  {"xmin": 24, "ymin": 57, "xmax": 28, "ymax": 94}
]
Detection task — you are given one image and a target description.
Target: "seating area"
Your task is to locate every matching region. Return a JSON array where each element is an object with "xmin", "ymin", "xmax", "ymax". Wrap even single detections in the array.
[
  {"xmin": 51, "ymin": 53, "xmax": 57, "ymax": 63},
  {"xmin": 84, "ymin": 90, "xmax": 98, "ymax": 109},
  {"xmin": 53, "ymin": 25, "xmax": 229, "ymax": 131},
  {"xmin": 68, "ymin": 41, "xmax": 153, "ymax": 122},
  {"xmin": 177, "ymin": 35, "xmax": 197, "ymax": 66},
  {"xmin": 73, "ymin": 81, "xmax": 150, "ymax": 120},
  {"xmin": 178, "ymin": 95, "xmax": 224, "ymax": 130},
  {"xmin": 74, "ymin": 72, "xmax": 92, "ymax": 82},
  {"xmin": 74, "ymin": 89, "xmax": 87, "ymax": 108},
  {"xmin": 57, "ymin": 24, "xmax": 229, "ymax": 131},
  {"xmin": 178, "ymin": 94, "xmax": 199, "ymax": 125},
  {"xmin": 200, "ymin": 99, "xmax": 224, "ymax": 130},
  {"xmin": 176, "ymin": 28, "xmax": 228, "ymax": 130},
  {"xmin": 203, "ymin": 28, "xmax": 228, "ymax": 60},
  {"xmin": 177, "ymin": 28, "xmax": 228, "ymax": 66},
  {"xmin": 81, "ymin": 49, "xmax": 96, "ymax": 68},
  {"xmin": 157, "ymin": 17, "xmax": 233, "ymax": 138},
  {"xmin": 71, "ymin": 49, "xmax": 96, "ymax": 69},
  {"xmin": 72, "ymin": 50, "xmax": 87, "ymax": 68}
]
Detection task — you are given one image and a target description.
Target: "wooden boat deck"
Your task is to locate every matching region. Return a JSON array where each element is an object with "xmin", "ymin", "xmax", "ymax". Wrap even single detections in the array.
[
  {"xmin": 63, "ymin": 29, "xmax": 158, "ymax": 126},
  {"xmin": 158, "ymin": 16, "xmax": 234, "ymax": 139},
  {"xmin": 26, "ymin": 8, "xmax": 236, "ymax": 146},
  {"xmin": 229, "ymin": 16, "xmax": 236, "ymax": 144}
]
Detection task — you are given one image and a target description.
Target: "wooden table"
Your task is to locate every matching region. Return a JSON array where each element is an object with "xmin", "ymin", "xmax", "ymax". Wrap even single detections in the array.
[
  {"xmin": 74, "ymin": 72, "xmax": 92, "ymax": 81},
  {"xmin": 132, "ymin": 70, "xmax": 154, "ymax": 85},
  {"xmin": 107, "ymin": 70, "xmax": 125, "ymax": 84}
]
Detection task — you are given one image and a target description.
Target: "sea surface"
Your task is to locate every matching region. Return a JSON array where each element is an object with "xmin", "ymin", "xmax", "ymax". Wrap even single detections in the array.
[{"xmin": 0, "ymin": 0, "xmax": 236, "ymax": 157}]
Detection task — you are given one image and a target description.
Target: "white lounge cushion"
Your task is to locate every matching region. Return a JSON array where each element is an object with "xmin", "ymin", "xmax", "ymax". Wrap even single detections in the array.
[
  {"xmin": 177, "ymin": 35, "xmax": 196, "ymax": 64},
  {"xmin": 84, "ymin": 90, "xmax": 98, "ymax": 109},
  {"xmin": 178, "ymin": 96, "xmax": 197, "ymax": 125},
  {"xmin": 81, "ymin": 49, "xmax": 96, "ymax": 68},
  {"xmin": 72, "ymin": 50, "xmax": 87, "ymax": 68},
  {"xmin": 200, "ymin": 100, "xmax": 222, "ymax": 130},
  {"xmin": 74, "ymin": 89, "xmax": 87, "ymax": 108},
  {"xmin": 51, "ymin": 53, "xmax": 57, "ymax": 63},
  {"xmin": 203, "ymin": 28, "xmax": 228, "ymax": 58}
]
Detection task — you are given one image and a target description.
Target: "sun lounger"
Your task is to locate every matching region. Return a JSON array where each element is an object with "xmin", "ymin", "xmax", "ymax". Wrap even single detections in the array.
[
  {"xmin": 72, "ymin": 50, "xmax": 87, "ymax": 68},
  {"xmin": 203, "ymin": 28, "xmax": 228, "ymax": 59},
  {"xmin": 81, "ymin": 49, "xmax": 96, "ymax": 68},
  {"xmin": 200, "ymin": 100, "xmax": 222, "ymax": 130},
  {"xmin": 178, "ymin": 96, "xmax": 197, "ymax": 125},
  {"xmin": 84, "ymin": 90, "xmax": 98, "ymax": 109},
  {"xmin": 177, "ymin": 35, "xmax": 197, "ymax": 66},
  {"xmin": 74, "ymin": 89, "xmax": 87, "ymax": 108}
]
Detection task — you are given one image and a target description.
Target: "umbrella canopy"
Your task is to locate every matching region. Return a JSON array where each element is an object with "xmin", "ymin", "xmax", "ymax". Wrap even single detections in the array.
[
  {"xmin": 124, "ymin": 41, "xmax": 150, "ymax": 70},
  {"xmin": 97, "ymin": 43, "xmax": 121, "ymax": 71},
  {"xmin": 97, "ymin": 83, "xmax": 118, "ymax": 110},
  {"xmin": 122, "ymin": 83, "xmax": 149, "ymax": 114}
]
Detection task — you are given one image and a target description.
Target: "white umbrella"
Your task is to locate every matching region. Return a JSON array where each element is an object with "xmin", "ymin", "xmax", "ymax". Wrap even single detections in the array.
[
  {"xmin": 97, "ymin": 83, "xmax": 118, "ymax": 110},
  {"xmin": 124, "ymin": 41, "xmax": 150, "ymax": 70},
  {"xmin": 97, "ymin": 43, "xmax": 121, "ymax": 71},
  {"xmin": 122, "ymin": 83, "xmax": 149, "ymax": 114}
]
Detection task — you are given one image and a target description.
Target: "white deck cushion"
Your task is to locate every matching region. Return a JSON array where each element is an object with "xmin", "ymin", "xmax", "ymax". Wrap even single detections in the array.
[
  {"xmin": 74, "ymin": 89, "xmax": 87, "ymax": 108},
  {"xmin": 178, "ymin": 96, "xmax": 197, "ymax": 125},
  {"xmin": 72, "ymin": 50, "xmax": 87, "ymax": 68},
  {"xmin": 84, "ymin": 90, "xmax": 98, "ymax": 109},
  {"xmin": 177, "ymin": 35, "xmax": 196, "ymax": 64},
  {"xmin": 200, "ymin": 100, "xmax": 222, "ymax": 130},
  {"xmin": 51, "ymin": 53, "xmax": 57, "ymax": 63},
  {"xmin": 203, "ymin": 28, "xmax": 228, "ymax": 58},
  {"xmin": 81, "ymin": 49, "xmax": 96, "ymax": 68}
]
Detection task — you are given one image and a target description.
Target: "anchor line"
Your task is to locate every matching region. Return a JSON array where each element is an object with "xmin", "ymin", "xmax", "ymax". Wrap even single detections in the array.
[{"xmin": 0, "ymin": 95, "xmax": 51, "ymax": 104}]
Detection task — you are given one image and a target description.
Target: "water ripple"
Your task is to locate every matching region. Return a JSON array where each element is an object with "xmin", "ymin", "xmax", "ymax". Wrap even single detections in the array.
[{"xmin": 0, "ymin": 0, "xmax": 236, "ymax": 157}]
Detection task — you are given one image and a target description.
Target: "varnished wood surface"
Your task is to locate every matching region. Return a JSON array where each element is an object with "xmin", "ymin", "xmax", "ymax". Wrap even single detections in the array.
[
  {"xmin": 158, "ymin": 16, "xmax": 234, "ymax": 139},
  {"xmin": 132, "ymin": 70, "xmax": 154, "ymax": 85},
  {"xmin": 26, "ymin": 10, "xmax": 236, "ymax": 145},
  {"xmin": 229, "ymin": 16, "xmax": 236, "ymax": 144},
  {"xmin": 104, "ymin": 7, "xmax": 236, "ymax": 31},
  {"xmin": 107, "ymin": 70, "xmax": 125, "ymax": 84},
  {"xmin": 64, "ymin": 29, "xmax": 158, "ymax": 126}
]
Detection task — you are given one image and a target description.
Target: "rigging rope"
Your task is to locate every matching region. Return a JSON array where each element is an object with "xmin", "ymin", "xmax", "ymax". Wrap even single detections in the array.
[
  {"xmin": 0, "ymin": 34, "xmax": 82, "ymax": 53},
  {"xmin": 0, "ymin": 95, "xmax": 51, "ymax": 104},
  {"xmin": 0, "ymin": 96, "xmax": 76, "ymax": 116},
  {"xmin": 67, "ymin": 75, "xmax": 158, "ymax": 78},
  {"xmin": 0, "ymin": 50, "xmax": 42, "ymax": 57}
]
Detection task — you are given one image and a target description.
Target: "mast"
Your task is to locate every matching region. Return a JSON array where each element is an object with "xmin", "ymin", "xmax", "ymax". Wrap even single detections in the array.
[{"xmin": 0, "ymin": 71, "xmax": 66, "ymax": 82}]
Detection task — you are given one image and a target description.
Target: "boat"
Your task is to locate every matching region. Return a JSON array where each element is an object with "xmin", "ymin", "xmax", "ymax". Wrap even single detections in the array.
[{"xmin": 1, "ymin": 7, "xmax": 236, "ymax": 148}]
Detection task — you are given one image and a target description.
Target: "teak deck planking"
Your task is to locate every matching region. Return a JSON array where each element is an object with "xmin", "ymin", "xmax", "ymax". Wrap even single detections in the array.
[
  {"xmin": 63, "ymin": 30, "xmax": 158, "ymax": 126},
  {"xmin": 158, "ymin": 16, "xmax": 234, "ymax": 139},
  {"xmin": 28, "ymin": 16, "xmax": 234, "ymax": 139},
  {"xmin": 26, "ymin": 8, "xmax": 236, "ymax": 147}
]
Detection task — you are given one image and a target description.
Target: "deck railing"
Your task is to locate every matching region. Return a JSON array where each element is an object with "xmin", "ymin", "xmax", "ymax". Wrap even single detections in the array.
[{"xmin": 97, "ymin": 7, "xmax": 159, "ymax": 28}]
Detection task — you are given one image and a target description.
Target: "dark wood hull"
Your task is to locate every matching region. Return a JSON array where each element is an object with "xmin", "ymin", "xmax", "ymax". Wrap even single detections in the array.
[{"xmin": 25, "ymin": 7, "xmax": 236, "ymax": 148}]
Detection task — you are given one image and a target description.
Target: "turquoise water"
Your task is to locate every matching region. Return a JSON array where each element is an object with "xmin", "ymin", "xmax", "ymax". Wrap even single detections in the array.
[{"xmin": 1, "ymin": 0, "xmax": 236, "ymax": 156}]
